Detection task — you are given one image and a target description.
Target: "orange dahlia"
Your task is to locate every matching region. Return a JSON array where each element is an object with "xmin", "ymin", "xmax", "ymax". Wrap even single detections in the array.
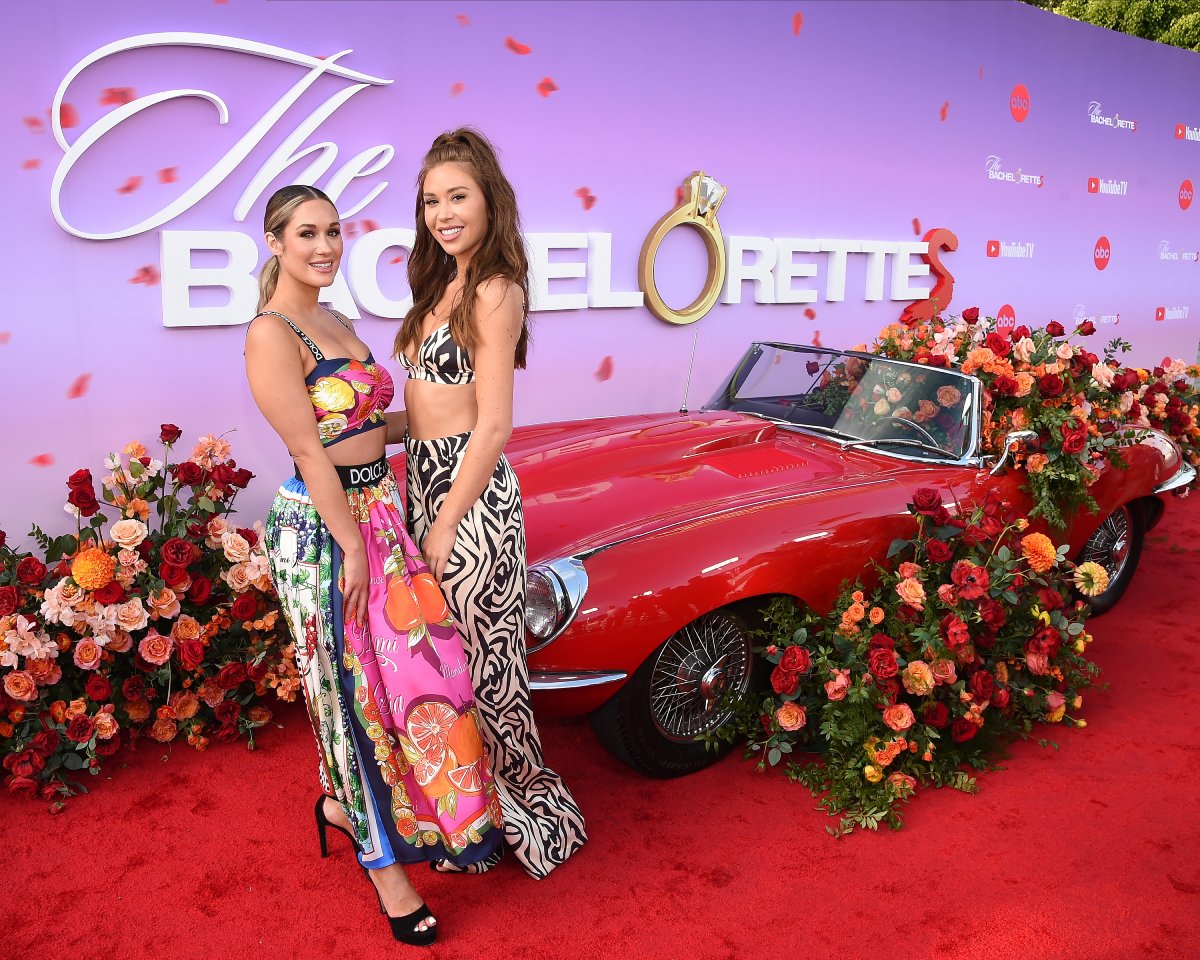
[
  {"xmin": 71, "ymin": 547, "xmax": 116, "ymax": 591},
  {"xmin": 1020, "ymin": 533, "xmax": 1058, "ymax": 573}
]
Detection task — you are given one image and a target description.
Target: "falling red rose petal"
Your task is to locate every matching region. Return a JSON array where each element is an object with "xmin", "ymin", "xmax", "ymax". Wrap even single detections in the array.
[
  {"xmin": 117, "ymin": 176, "xmax": 143, "ymax": 195},
  {"xmin": 157, "ymin": 167, "xmax": 178, "ymax": 184},
  {"xmin": 100, "ymin": 87, "xmax": 136, "ymax": 107},
  {"xmin": 792, "ymin": 11, "xmax": 803, "ymax": 35},
  {"xmin": 912, "ymin": 217, "xmax": 922, "ymax": 235},
  {"xmin": 344, "ymin": 222, "xmax": 359, "ymax": 237},
  {"xmin": 66, "ymin": 374, "xmax": 92, "ymax": 399},
  {"xmin": 29, "ymin": 454, "xmax": 54, "ymax": 467},
  {"xmin": 455, "ymin": 13, "xmax": 469, "ymax": 25},
  {"xmin": 811, "ymin": 330, "xmax": 823, "ymax": 347},
  {"xmin": 675, "ymin": 185, "xmax": 685, "ymax": 206},
  {"xmin": 130, "ymin": 266, "xmax": 160, "ymax": 286},
  {"xmin": 22, "ymin": 159, "xmax": 40, "ymax": 170},
  {"xmin": 58, "ymin": 103, "xmax": 79, "ymax": 128},
  {"xmin": 594, "ymin": 356, "xmax": 614, "ymax": 382},
  {"xmin": 450, "ymin": 82, "xmax": 465, "ymax": 97},
  {"xmin": 0, "ymin": 332, "xmax": 11, "ymax": 345},
  {"xmin": 575, "ymin": 187, "xmax": 596, "ymax": 210},
  {"xmin": 979, "ymin": 66, "xmax": 984, "ymax": 79},
  {"xmin": 506, "ymin": 36, "xmax": 532, "ymax": 55},
  {"xmin": 361, "ymin": 219, "xmax": 380, "ymax": 233},
  {"xmin": 804, "ymin": 308, "xmax": 816, "ymax": 320},
  {"xmin": 389, "ymin": 254, "xmax": 407, "ymax": 264},
  {"xmin": 940, "ymin": 101, "xmax": 949, "ymax": 121},
  {"xmin": 23, "ymin": 116, "xmax": 44, "ymax": 132},
  {"xmin": 536, "ymin": 77, "xmax": 558, "ymax": 98}
]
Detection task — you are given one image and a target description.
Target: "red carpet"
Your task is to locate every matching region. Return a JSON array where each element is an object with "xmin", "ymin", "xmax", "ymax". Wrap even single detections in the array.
[{"xmin": 6, "ymin": 496, "xmax": 1200, "ymax": 960}]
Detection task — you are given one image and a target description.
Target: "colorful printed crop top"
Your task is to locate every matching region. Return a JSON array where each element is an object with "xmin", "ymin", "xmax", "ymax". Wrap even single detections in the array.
[
  {"xmin": 256, "ymin": 310, "xmax": 395, "ymax": 446},
  {"xmin": 398, "ymin": 323, "xmax": 476, "ymax": 385}
]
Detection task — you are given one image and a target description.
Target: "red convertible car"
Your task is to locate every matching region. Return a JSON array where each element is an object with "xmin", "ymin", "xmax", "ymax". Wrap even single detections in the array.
[{"xmin": 394, "ymin": 343, "xmax": 1195, "ymax": 777}]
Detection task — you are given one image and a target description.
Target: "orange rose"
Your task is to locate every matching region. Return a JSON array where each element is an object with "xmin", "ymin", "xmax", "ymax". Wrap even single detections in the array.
[
  {"xmin": 172, "ymin": 615, "xmax": 202, "ymax": 643},
  {"xmin": 66, "ymin": 697, "xmax": 88, "ymax": 719},
  {"xmin": 93, "ymin": 711, "xmax": 119, "ymax": 740},
  {"xmin": 73, "ymin": 637, "xmax": 103, "ymax": 670},
  {"xmin": 26, "ymin": 657, "xmax": 62, "ymax": 686},
  {"xmin": 247, "ymin": 706, "xmax": 273, "ymax": 724},
  {"xmin": 868, "ymin": 607, "xmax": 885, "ymax": 625},
  {"xmin": 124, "ymin": 700, "xmax": 151, "ymax": 723},
  {"xmin": 1026, "ymin": 452, "xmax": 1049, "ymax": 473},
  {"xmin": 2, "ymin": 671, "xmax": 38, "ymax": 702},
  {"xmin": 937, "ymin": 385, "xmax": 962, "ymax": 407},
  {"xmin": 882, "ymin": 703, "xmax": 915, "ymax": 732},
  {"xmin": 149, "ymin": 717, "xmax": 178, "ymax": 742},
  {"xmin": 147, "ymin": 588, "xmax": 180, "ymax": 620},
  {"xmin": 138, "ymin": 630, "xmax": 173, "ymax": 666},
  {"xmin": 170, "ymin": 692, "xmax": 200, "ymax": 720},
  {"xmin": 774, "ymin": 702, "xmax": 807, "ymax": 732},
  {"xmin": 895, "ymin": 577, "xmax": 926, "ymax": 610}
]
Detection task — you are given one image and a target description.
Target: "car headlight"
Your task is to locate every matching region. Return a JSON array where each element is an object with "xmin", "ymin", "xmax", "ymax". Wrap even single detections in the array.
[{"xmin": 524, "ymin": 557, "xmax": 589, "ymax": 650}]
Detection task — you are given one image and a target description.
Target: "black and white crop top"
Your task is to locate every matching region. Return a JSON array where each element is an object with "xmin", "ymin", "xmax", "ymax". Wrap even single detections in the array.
[{"xmin": 398, "ymin": 323, "xmax": 476, "ymax": 385}]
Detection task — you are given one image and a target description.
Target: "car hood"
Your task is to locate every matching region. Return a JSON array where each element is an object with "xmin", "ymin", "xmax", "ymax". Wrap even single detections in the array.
[{"xmin": 507, "ymin": 411, "xmax": 897, "ymax": 562}]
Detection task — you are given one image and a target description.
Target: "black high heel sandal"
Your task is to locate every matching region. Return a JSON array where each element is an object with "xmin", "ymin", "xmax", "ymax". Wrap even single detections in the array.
[
  {"xmin": 365, "ymin": 877, "xmax": 438, "ymax": 946},
  {"xmin": 313, "ymin": 794, "xmax": 358, "ymax": 858},
  {"xmin": 429, "ymin": 848, "xmax": 504, "ymax": 875}
]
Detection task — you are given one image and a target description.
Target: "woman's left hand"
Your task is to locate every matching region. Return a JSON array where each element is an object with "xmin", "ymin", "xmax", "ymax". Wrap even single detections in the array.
[{"xmin": 422, "ymin": 517, "xmax": 458, "ymax": 583}]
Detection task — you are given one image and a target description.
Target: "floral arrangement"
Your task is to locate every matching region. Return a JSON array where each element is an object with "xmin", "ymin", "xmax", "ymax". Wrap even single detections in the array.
[
  {"xmin": 871, "ymin": 308, "xmax": 1200, "ymax": 527},
  {"xmin": 0, "ymin": 426, "xmax": 298, "ymax": 808},
  {"xmin": 717, "ymin": 486, "xmax": 1104, "ymax": 835}
]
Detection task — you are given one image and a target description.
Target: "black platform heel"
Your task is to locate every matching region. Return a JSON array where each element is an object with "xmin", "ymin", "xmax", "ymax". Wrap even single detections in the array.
[
  {"xmin": 313, "ymin": 794, "xmax": 358, "ymax": 858},
  {"xmin": 365, "ymin": 876, "xmax": 438, "ymax": 945}
]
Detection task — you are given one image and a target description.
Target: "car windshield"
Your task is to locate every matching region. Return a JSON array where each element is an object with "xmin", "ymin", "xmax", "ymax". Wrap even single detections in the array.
[{"xmin": 704, "ymin": 342, "xmax": 977, "ymax": 460}]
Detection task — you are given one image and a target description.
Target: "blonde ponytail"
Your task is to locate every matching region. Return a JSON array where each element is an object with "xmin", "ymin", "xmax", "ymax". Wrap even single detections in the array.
[{"xmin": 257, "ymin": 256, "xmax": 280, "ymax": 312}]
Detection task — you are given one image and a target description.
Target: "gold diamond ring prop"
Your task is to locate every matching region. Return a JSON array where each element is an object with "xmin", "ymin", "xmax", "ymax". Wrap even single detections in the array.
[{"xmin": 638, "ymin": 171, "xmax": 727, "ymax": 326}]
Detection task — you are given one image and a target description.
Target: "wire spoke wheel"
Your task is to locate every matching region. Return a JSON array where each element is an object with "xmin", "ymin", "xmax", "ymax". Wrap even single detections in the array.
[
  {"xmin": 1079, "ymin": 504, "xmax": 1132, "ymax": 585},
  {"xmin": 648, "ymin": 613, "xmax": 752, "ymax": 743}
]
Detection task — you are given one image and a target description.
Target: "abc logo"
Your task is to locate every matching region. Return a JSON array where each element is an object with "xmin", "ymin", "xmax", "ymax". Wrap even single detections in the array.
[
  {"xmin": 1093, "ymin": 236, "xmax": 1111, "ymax": 270},
  {"xmin": 996, "ymin": 304, "xmax": 1017, "ymax": 333},
  {"xmin": 1181, "ymin": 179, "xmax": 1194, "ymax": 211},
  {"xmin": 1010, "ymin": 83, "xmax": 1030, "ymax": 123},
  {"xmin": 1155, "ymin": 307, "xmax": 1166, "ymax": 322}
]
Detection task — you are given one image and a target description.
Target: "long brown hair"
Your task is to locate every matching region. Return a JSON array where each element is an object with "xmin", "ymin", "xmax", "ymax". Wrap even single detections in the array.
[
  {"xmin": 257, "ymin": 184, "xmax": 336, "ymax": 311},
  {"xmin": 394, "ymin": 129, "xmax": 530, "ymax": 367}
]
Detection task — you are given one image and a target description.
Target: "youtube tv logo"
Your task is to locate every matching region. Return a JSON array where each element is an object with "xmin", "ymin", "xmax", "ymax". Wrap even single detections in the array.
[
  {"xmin": 1156, "ymin": 307, "xmax": 1166, "ymax": 322},
  {"xmin": 1088, "ymin": 178, "xmax": 1099, "ymax": 193},
  {"xmin": 1178, "ymin": 124, "xmax": 1188, "ymax": 139},
  {"xmin": 986, "ymin": 240, "xmax": 1001, "ymax": 257}
]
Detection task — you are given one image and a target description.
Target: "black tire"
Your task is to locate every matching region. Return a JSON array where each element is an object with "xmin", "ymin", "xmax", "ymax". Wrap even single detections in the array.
[
  {"xmin": 1075, "ymin": 503, "xmax": 1145, "ymax": 615},
  {"xmin": 589, "ymin": 609, "xmax": 763, "ymax": 778}
]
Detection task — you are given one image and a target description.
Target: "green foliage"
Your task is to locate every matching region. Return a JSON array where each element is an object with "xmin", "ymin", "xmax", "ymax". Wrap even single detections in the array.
[{"xmin": 1024, "ymin": 0, "xmax": 1200, "ymax": 50}]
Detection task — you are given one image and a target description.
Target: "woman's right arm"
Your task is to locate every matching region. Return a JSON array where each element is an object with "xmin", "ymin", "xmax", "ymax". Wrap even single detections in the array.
[{"xmin": 244, "ymin": 318, "xmax": 369, "ymax": 624}]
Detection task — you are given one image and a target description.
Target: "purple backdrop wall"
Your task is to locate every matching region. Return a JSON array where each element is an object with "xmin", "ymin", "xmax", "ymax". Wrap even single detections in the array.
[{"xmin": 5, "ymin": 0, "xmax": 1198, "ymax": 536}]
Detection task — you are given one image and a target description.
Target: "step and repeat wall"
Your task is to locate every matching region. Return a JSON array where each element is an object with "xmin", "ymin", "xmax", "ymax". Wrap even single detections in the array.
[{"xmin": 5, "ymin": 0, "xmax": 1198, "ymax": 533}]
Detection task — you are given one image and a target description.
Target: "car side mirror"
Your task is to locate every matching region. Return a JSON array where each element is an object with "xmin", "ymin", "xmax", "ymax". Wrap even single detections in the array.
[{"xmin": 989, "ymin": 430, "xmax": 1039, "ymax": 476}]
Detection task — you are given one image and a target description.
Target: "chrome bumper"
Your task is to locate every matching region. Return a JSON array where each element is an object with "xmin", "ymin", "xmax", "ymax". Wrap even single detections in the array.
[
  {"xmin": 528, "ymin": 670, "xmax": 628, "ymax": 691},
  {"xmin": 1154, "ymin": 461, "xmax": 1197, "ymax": 495}
]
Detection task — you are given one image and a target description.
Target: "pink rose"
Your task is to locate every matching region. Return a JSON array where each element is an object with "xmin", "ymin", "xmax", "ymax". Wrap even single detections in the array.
[
  {"xmin": 1026, "ymin": 651, "xmax": 1050, "ymax": 675},
  {"xmin": 138, "ymin": 629, "xmax": 174, "ymax": 666},
  {"xmin": 931, "ymin": 658, "xmax": 957, "ymax": 686},
  {"xmin": 897, "ymin": 562, "xmax": 923, "ymax": 579},
  {"xmin": 73, "ymin": 637, "xmax": 103, "ymax": 671},
  {"xmin": 824, "ymin": 668, "xmax": 851, "ymax": 701}
]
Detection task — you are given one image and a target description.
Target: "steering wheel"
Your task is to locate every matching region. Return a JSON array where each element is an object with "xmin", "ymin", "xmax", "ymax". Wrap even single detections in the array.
[{"xmin": 878, "ymin": 415, "xmax": 942, "ymax": 448}]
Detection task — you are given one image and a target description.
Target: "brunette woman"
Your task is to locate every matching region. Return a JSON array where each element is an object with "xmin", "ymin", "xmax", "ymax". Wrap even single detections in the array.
[
  {"xmin": 245, "ymin": 184, "xmax": 503, "ymax": 945},
  {"xmin": 396, "ymin": 130, "xmax": 587, "ymax": 879}
]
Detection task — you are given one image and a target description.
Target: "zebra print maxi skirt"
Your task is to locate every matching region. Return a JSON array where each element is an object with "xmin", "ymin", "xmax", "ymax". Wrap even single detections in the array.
[{"xmin": 405, "ymin": 430, "xmax": 588, "ymax": 879}]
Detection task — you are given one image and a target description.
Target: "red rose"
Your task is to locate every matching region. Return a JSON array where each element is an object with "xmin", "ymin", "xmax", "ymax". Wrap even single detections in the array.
[
  {"xmin": 5, "ymin": 748, "xmax": 45, "ymax": 777},
  {"xmin": 93, "ymin": 581, "xmax": 125, "ymax": 606},
  {"xmin": 216, "ymin": 663, "xmax": 247, "ymax": 690},
  {"xmin": 237, "ymin": 527, "xmax": 259, "ymax": 549},
  {"xmin": 66, "ymin": 715, "xmax": 96, "ymax": 743},
  {"xmin": 1061, "ymin": 421, "xmax": 1088, "ymax": 455},
  {"xmin": 230, "ymin": 468, "xmax": 254, "ymax": 490},
  {"xmin": 31, "ymin": 730, "xmax": 61, "ymax": 756},
  {"xmin": 951, "ymin": 718, "xmax": 978, "ymax": 743},
  {"xmin": 178, "ymin": 639, "xmax": 206, "ymax": 671},
  {"xmin": 0, "ymin": 586, "xmax": 17, "ymax": 617},
  {"xmin": 1037, "ymin": 587, "xmax": 1064, "ymax": 611},
  {"xmin": 246, "ymin": 660, "xmax": 270, "ymax": 682},
  {"xmin": 1028, "ymin": 625, "xmax": 1062, "ymax": 658},
  {"xmin": 6, "ymin": 776, "xmax": 38, "ymax": 797},
  {"xmin": 66, "ymin": 468, "xmax": 93, "ymax": 491},
  {"xmin": 1045, "ymin": 321, "xmax": 1065, "ymax": 337},
  {"xmin": 980, "ymin": 515, "xmax": 1004, "ymax": 538},
  {"xmin": 210, "ymin": 464, "xmax": 236, "ymax": 492},
  {"xmin": 961, "ymin": 307, "xmax": 980, "ymax": 322},
  {"xmin": 1112, "ymin": 370, "xmax": 1138, "ymax": 392},
  {"xmin": 868, "ymin": 633, "xmax": 895, "ymax": 650},
  {"xmin": 925, "ymin": 539, "xmax": 952, "ymax": 563},
  {"xmin": 1077, "ymin": 320, "xmax": 1096, "ymax": 336},
  {"xmin": 161, "ymin": 537, "xmax": 196, "ymax": 568},
  {"xmin": 1038, "ymin": 374, "xmax": 1064, "ymax": 398},
  {"xmin": 122, "ymin": 676, "xmax": 147, "ymax": 701},
  {"xmin": 912, "ymin": 488, "xmax": 943, "ymax": 516},
  {"xmin": 993, "ymin": 375, "xmax": 1019, "ymax": 397},
  {"xmin": 867, "ymin": 647, "xmax": 898, "ymax": 679},
  {"xmin": 215, "ymin": 723, "xmax": 241, "ymax": 743},
  {"xmin": 1011, "ymin": 325, "xmax": 1030, "ymax": 341},
  {"xmin": 214, "ymin": 700, "xmax": 242, "ymax": 724},
  {"xmin": 770, "ymin": 666, "xmax": 799, "ymax": 696},
  {"xmin": 173, "ymin": 461, "xmax": 204, "ymax": 486},
  {"xmin": 188, "ymin": 576, "xmax": 213, "ymax": 605},
  {"xmin": 962, "ymin": 524, "xmax": 987, "ymax": 547},
  {"xmin": 978, "ymin": 597, "xmax": 1006, "ymax": 630},
  {"xmin": 16, "ymin": 557, "xmax": 47, "ymax": 585},
  {"xmin": 951, "ymin": 560, "xmax": 989, "ymax": 600},
  {"xmin": 968, "ymin": 671, "xmax": 995, "ymax": 703},
  {"xmin": 985, "ymin": 332, "xmax": 1011, "ymax": 357},
  {"xmin": 933, "ymin": 505, "xmax": 952, "ymax": 526},
  {"xmin": 96, "ymin": 736, "xmax": 122, "ymax": 757},
  {"xmin": 85, "ymin": 675, "xmax": 113, "ymax": 702},
  {"xmin": 159, "ymin": 423, "xmax": 182, "ymax": 444},
  {"xmin": 928, "ymin": 354, "xmax": 950, "ymax": 368},
  {"xmin": 874, "ymin": 678, "xmax": 899, "ymax": 704},
  {"xmin": 0, "ymin": 529, "xmax": 5, "ymax": 549},
  {"xmin": 230, "ymin": 593, "xmax": 258, "ymax": 622},
  {"xmin": 67, "ymin": 485, "xmax": 100, "ymax": 517},
  {"xmin": 993, "ymin": 687, "xmax": 1012, "ymax": 709},
  {"xmin": 160, "ymin": 563, "xmax": 189, "ymax": 587},
  {"xmin": 780, "ymin": 646, "xmax": 811, "ymax": 673},
  {"xmin": 940, "ymin": 614, "xmax": 970, "ymax": 649}
]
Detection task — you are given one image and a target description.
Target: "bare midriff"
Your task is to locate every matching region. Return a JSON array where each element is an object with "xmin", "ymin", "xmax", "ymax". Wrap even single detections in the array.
[{"xmin": 404, "ymin": 379, "xmax": 477, "ymax": 440}]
